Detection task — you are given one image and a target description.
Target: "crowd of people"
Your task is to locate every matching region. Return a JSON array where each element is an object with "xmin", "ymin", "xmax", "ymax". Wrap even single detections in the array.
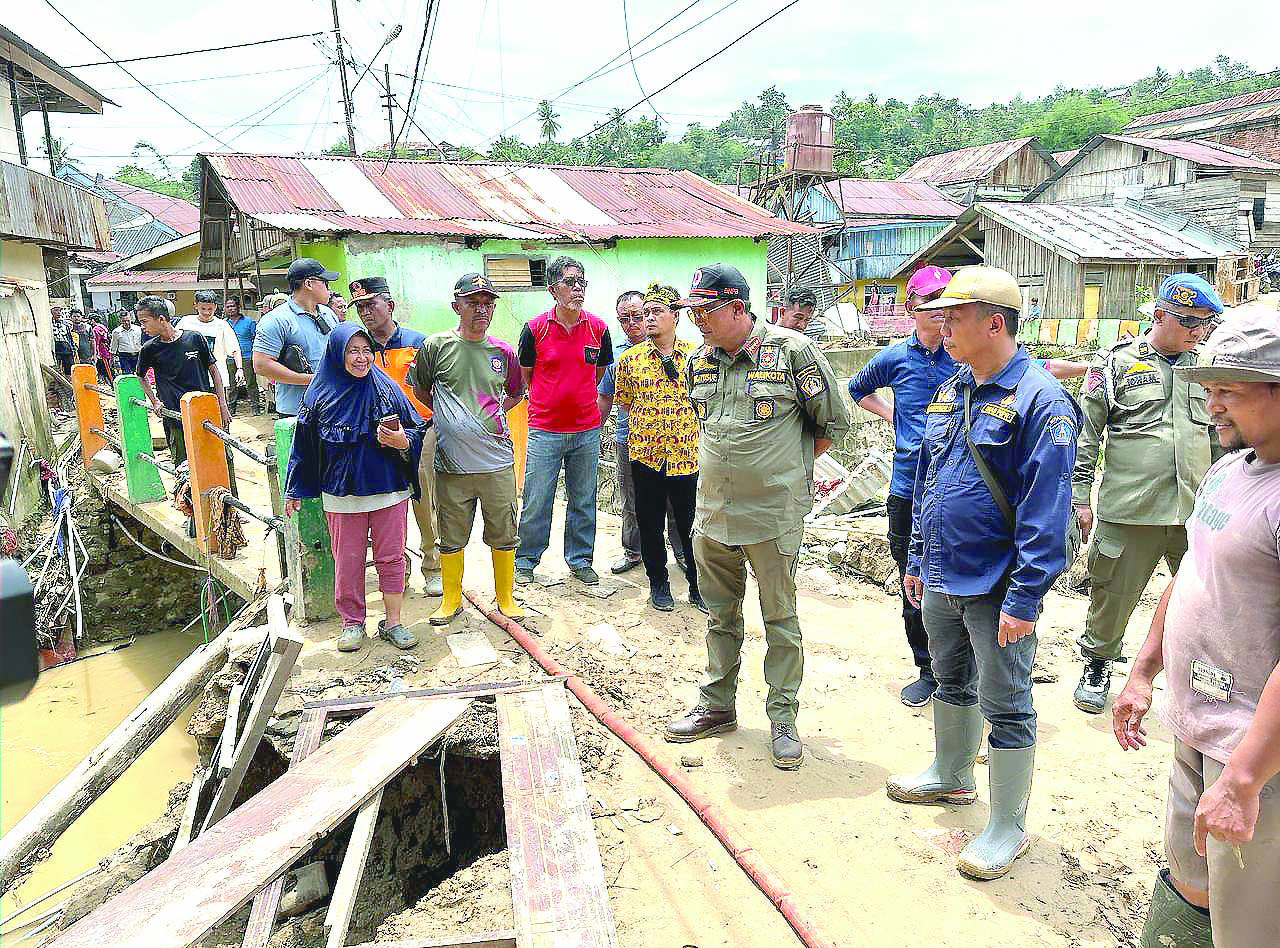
[{"xmin": 78, "ymin": 252, "xmax": 1279, "ymax": 947}]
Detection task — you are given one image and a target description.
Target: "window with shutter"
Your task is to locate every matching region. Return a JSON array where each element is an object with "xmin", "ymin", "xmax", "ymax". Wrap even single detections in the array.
[{"xmin": 483, "ymin": 256, "xmax": 548, "ymax": 290}]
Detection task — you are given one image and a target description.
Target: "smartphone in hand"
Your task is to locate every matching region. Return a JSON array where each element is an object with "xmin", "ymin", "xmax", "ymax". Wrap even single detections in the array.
[{"xmin": 379, "ymin": 413, "xmax": 401, "ymax": 431}]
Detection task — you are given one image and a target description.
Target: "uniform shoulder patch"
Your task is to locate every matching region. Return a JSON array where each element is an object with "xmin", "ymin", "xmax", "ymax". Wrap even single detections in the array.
[
  {"xmin": 1049, "ymin": 414, "xmax": 1076, "ymax": 447},
  {"xmin": 796, "ymin": 362, "xmax": 826, "ymax": 398},
  {"xmin": 1085, "ymin": 367, "xmax": 1105, "ymax": 394}
]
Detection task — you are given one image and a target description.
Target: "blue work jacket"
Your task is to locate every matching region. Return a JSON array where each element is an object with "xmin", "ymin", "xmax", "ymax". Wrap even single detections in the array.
[{"xmin": 908, "ymin": 347, "xmax": 1081, "ymax": 621}]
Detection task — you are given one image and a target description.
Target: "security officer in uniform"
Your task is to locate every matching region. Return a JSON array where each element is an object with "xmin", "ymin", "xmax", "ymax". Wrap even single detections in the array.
[
  {"xmin": 663, "ymin": 264, "xmax": 851, "ymax": 770},
  {"xmin": 893, "ymin": 266, "xmax": 1080, "ymax": 880},
  {"xmin": 1071, "ymin": 273, "xmax": 1221, "ymax": 715}
]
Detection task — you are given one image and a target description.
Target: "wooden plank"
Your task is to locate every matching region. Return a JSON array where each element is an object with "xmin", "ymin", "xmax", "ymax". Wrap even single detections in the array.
[
  {"xmin": 324, "ymin": 788, "xmax": 384, "ymax": 948},
  {"xmin": 48, "ymin": 696, "xmax": 470, "ymax": 948},
  {"xmin": 242, "ymin": 709, "xmax": 328, "ymax": 948},
  {"xmin": 346, "ymin": 933, "xmax": 516, "ymax": 948},
  {"xmin": 497, "ymin": 687, "xmax": 618, "ymax": 948},
  {"xmin": 304, "ymin": 678, "xmax": 565, "ymax": 715},
  {"xmin": 171, "ymin": 766, "xmax": 210, "ymax": 856},
  {"xmin": 203, "ymin": 598, "xmax": 304, "ymax": 831},
  {"xmin": 221, "ymin": 683, "xmax": 244, "ymax": 773}
]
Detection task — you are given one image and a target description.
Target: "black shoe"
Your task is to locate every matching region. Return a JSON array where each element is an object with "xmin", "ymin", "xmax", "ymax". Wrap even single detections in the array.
[
  {"xmin": 1074, "ymin": 658, "xmax": 1113, "ymax": 714},
  {"xmin": 664, "ymin": 705, "xmax": 737, "ymax": 743},
  {"xmin": 688, "ymin": 590, "xmax": 709, "ymax": 614},
  {"xmin": 900, "ymin": 675, "xmax": 937, "ymax": 708},
  {"xmin": 650, "ymin": 582, "xmax": 675, "ymax": 611},
  {"xmin": 572, "ymin": 565, "xmax": 600, "ymax": 585},
  {"xmin": 770, "ymin": 721, "xmax": 804, "ymax": 770},
  {"xmin": 674, "ymin": 553, "xmax": 688, "ymax": 574}
]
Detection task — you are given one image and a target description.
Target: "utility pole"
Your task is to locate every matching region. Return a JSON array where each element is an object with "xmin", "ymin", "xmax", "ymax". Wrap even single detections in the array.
[
  {"xmin": 330, "ymin": 0, "xmax": 358, "ymax": 156},
  {"xmin": 381, "ymin": 65, "xmax": 396, "ymax": 154}
]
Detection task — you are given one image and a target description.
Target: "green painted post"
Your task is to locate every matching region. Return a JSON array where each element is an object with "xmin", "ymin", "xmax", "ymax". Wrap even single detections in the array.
[
  {"xmin": 114, "ymin": 374, "xmax": 166, "ymax": 503},
  {"xmin": 275, "ymin": 417, "xmax": 335, "ymax": 622}
]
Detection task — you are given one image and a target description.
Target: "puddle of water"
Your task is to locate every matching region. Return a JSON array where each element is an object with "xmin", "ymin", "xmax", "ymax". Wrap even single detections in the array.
[{"xmin": 0, "ymin": 627, "xmax": 202, "ymax": 924}]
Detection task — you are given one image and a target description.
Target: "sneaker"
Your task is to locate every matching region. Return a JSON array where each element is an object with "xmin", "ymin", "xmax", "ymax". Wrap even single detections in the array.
[
  {"xmin": 337, "ymin": 625, "xmax": 364, "ymax": 652},
  {"xmin": 423, "ymin": 571, "xmax": 444, "ymax": 597},
  {"xmin": 900, "ymin": 675, "xmax": 937, "ymax": 708},
  {"xmin": 688, "ymin": 590, "xmax": 709, "ymax": 614},
  {"xmin": 1074, "ymin": 658, "xmax": 1113, "ymax": 714},
  {"xmin": 571, "ymin": 565, "xmax": 600, "ymax": 585},
  {"xmin": 664, "ymin": 705, "xmax": 737, "ymax": 742},
  {"xmin": 770, "ymin": 722, "xmax": 804, "ymax": 770},
  {"xmin": 650, "ymin": 583, "xmax": 675, "ymax": 611},
  {"xmin": 377, "ymin": 619, "xmax": 419, "ymax": 650},
  {"xmin": 610, "ymin": 554, "xmax": 642, "ymax": 574},
  {"xmin": 514, "ymin": 567, "xmax": 535, "ymax": 586}
]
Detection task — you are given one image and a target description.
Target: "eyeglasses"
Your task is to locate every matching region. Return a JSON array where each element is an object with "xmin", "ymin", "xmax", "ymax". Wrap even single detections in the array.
[
  {"xmin": 1173, "ymin": 313, "xmax": 1215, "ymax": 330},
  {"xmin": 688, "ymin": 301, "xmax": 733, "ymax": 320},
  {"xmin": 559, "ymin": 277, "xmax": 589, "ymax": 289},
  {"xmin": 618, "ymin": 313, "xmax": 644, "ymax": 323}
]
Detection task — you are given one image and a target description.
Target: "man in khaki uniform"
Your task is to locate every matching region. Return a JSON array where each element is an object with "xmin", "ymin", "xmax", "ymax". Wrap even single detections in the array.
[
  {"xmin": 663, "ymin": 264, "xmax": 851, "ymax": 770},
  {"xmin": 1071, "ymin": 273, "xmax": 1221, "ymax": 714}
]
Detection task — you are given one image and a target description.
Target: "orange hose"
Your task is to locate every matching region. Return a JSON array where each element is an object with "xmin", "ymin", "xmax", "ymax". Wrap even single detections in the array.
[{"xmin": 464, "ymin": 588, "xmax": 839, "ymax": 948}]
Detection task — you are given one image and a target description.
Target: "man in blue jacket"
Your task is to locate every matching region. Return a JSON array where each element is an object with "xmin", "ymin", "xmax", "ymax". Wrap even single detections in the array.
[{"xmin": 890, "ymin": 266, "xmax": 1081, "ymax": 881}]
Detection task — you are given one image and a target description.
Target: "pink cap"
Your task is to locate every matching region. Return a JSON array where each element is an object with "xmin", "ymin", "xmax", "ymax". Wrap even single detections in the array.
[{"xmin": 906, "ymin": 265, "xmax": 951, "ymax": 299}]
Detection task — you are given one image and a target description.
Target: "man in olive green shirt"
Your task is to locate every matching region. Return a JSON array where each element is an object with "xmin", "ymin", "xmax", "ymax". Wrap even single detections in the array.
[
  {"xmin": 663, "ymin": 264, "xmax": 851, "ymax": 770},
  {"xmin": 1071, "ymin": 273, "xmax": 1221, "ymax": 714}
]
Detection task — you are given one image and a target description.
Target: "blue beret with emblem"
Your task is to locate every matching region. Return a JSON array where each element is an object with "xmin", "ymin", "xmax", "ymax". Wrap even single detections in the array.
[{"xmin": 1156, "ymin": 273, "xmax": 1223, "ymax": 315}]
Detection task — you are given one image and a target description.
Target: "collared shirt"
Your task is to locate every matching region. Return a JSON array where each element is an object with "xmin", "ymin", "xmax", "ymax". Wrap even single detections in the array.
[
  {"xmin": 110, "ymin": 323, "xmax": 142, "ymax": 355},
  {"xmin": 686, "ymin": 319, "xmax": 851, "ymax": 545},
  {"xmin": 253, "ymin": 299, "xmax": 338, "ymax": 415},
  {"xmin": 848, "ymin": 331, "xmax": 958, "ymax": 498},
  {"xmin": 908, "ymin": 348, "xmax": 1082, "ymax": 622},
  {"xmin": 517, "ymin": 308, "xmax": 613, "ymax": 433},
  {"xmin": 598, "ymin": 338, "xmax": 635, "ymax": 444},
  {"xmin": 614, "ymin": 339, "xmax": 699, "ymax": 476},
  {"xmin": 227, "ymin": 314, "xmax": 257, "ymax": 359},
  {"xmin": 1073, "ymin": 331, "xmax": 1212, "ymax": 525}
]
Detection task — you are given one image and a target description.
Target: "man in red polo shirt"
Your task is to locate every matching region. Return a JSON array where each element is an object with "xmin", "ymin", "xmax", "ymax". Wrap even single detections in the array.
[{"xmin": 514, "ymin": 256, "xmax": 614, "ymax": 585}]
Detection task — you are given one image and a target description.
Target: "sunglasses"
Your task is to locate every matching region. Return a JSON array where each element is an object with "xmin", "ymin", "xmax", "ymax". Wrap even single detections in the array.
[
  {"xmin": 1173, "ymin": 313, "xmax": 1215, "ymax": 330},
  {"xmin": 559, "ymin": 277, "xmax": 589, "ymax": 289}
]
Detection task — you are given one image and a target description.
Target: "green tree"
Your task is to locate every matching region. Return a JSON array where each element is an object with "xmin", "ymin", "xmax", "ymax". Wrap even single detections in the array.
[
  {"xmin": 39, "ymin": 135, "xmax": 74, "ymax": 171},
  {"xmin": 537, "ymin": 100, "xmax": 561, "ymax": 143},
  {"xmin": 1019, "ymin": 94, "xmax": 1130, "ymax": 151}
]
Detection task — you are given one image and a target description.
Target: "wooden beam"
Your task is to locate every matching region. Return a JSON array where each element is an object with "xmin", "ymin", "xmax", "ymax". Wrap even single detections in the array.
[
  {"xmin": 46, "ymin": 696, "xmax": 472, "ymax": 948},
  {"xmin": 202, "ymin": 598, "xmax": 303, "ymax": 831},
  {"xmin": 958, "ymin": 232, "xmax": 984, "ymax": 258},
  {"xmin": 220, "ymin": 683, "xmax": 244, "ymax": 774},
  {"xmin": 171, "ymin": 766, "xmax": 210, "ymax": 857},
  {"xmin": 323, "ymin": 788, "xmax": 383, "ymax": 948},
  {"xmin": 345, "ymin": 934, "xmax": 516, "ymax": 948},
  {"xmin": 241, "ymin": 709, "xmax": 328, "ymax": 948},
  {"xmin": 303, "ymin": 678, "xmax": 565, "ymax": 715}
]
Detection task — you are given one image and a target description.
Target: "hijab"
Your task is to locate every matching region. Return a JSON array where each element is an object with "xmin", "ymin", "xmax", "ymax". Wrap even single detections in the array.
[{"xmin": 301, "ymin": 323, "xmax": 400, "ymax": 434}]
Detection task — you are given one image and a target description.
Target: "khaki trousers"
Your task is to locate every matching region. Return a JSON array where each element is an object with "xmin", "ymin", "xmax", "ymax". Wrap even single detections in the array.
[
  {"xmin": 1164, "ymin": 737, "xmax": 1280, "ymax": 947},
  {"xmin": 435, "ymin": 467, "xmax": 518, "ymax": 553},
  {"xmin": 695, "ymin": 526, "xmax": 804, "ymax": 725},
  {"xmin": 411, "ymin": 426, "xmax": 441, "ymax": 576},
  {"xmin": 1079, "ymin": 521, "xmax": 1188, "ymax": 661}
]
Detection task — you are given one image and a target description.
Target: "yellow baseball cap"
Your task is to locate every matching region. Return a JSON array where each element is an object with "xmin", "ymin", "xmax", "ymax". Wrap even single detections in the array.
[{"xmin": 917, "ymin": 265, "xmax": 1022, "ymax": 311}]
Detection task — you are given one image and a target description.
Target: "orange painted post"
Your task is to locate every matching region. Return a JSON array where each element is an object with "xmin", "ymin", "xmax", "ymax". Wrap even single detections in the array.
[
  {"xmin": 70, "ymin": 364, "xmax": 106, "ymax": 469},
  {"xmin": 507, "ymin": 399, "xmax": 528, "ymax": 493},
  {"xmin": 182, "ymin": 392, "xmax": 230, "ymax": 554}
]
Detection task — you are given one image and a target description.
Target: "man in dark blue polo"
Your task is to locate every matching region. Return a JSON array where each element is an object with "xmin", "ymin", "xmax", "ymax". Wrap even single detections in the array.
[
  {"xmin": 848, "ymin": 265, "xmax": 956, "ymax": 707},
  {"xmin": 889, "ymin": 266, "xmax": 1081, "ymax": 881}
]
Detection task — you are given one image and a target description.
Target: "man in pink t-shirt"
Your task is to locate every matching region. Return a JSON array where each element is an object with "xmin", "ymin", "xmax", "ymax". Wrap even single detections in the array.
[
  {"xmin": 1112, "ymin": 309, "xmax": 1280, "ymax": 948},
  {"xmin": 514, "ymin": 255, "xmax": 614, "ymax": 585}
]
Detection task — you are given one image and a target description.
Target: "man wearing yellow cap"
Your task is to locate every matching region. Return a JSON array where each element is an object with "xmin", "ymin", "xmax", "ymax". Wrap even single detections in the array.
[{"xmin": 891, "ymin": 265, "xmax": 1081, "ymax": 880}]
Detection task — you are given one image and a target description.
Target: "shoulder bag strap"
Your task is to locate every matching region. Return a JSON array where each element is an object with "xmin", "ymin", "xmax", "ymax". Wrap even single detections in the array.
[{"xmin": 962, "ymin": 386, "xmax": 1016, "ymax": 533}]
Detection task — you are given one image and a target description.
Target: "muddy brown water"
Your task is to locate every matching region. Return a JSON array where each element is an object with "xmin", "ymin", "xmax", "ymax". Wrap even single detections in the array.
[{"xmin": 0, "ymin": 627, "xmax": 202, "ymax": 928}]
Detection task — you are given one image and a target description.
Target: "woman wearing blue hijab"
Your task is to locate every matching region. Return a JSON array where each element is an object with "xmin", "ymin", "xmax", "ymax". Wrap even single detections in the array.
[{"xmin": 285, "ymin": 324, "xmax": 426, "ymax": 652}]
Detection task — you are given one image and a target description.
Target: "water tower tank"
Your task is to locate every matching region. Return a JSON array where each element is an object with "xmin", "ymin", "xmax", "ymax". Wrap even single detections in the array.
[{"xmin": 784, "ymin": 105, "xmax": 833, "ymax": 173}]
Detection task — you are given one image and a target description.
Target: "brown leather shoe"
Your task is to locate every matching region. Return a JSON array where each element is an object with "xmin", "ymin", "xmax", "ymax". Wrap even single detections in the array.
[{"xmin": 664, "ymin": 705, "xmax": 737, "ymax": 743}]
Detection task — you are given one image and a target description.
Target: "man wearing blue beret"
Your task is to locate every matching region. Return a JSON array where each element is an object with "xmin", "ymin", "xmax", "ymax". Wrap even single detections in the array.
[{"xmin": 1070, "ymin": 273, "xmax": 1222, "ymax": 714}]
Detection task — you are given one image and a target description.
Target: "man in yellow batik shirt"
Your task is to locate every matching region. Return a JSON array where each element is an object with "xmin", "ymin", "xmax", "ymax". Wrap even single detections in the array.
[{"xmin": 614, "ymin": 283, "xmax": 704, "ymax": 614}]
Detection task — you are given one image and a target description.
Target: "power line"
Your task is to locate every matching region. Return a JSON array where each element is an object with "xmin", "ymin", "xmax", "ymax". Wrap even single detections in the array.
[
  {"xmin": 581, "ymin": 0, "xmax": 804, "ymax": 139},
  {"xmin": 96, "ymin": 63, "xmax": 323, "ymax": 92},
  {"xmin": 66, "ymin": 31, "xmax": 333, "ymax": 67},
  {"xmin": 386, "ymin": 0, "xmax": 442, "ymax": 162},
  {"xmin": 621, "ymin": 0, "xmax": 662, "ymax": 122},
  {"xmin": 41, "ymin": 0, "xmax": 237, "ymax": 149}
]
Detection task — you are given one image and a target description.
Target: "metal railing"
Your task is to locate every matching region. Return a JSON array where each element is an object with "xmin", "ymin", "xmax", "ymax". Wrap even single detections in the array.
[
  {"xmin": 88, "ymin": 426, "xmax": 123, "ymax": 453},
  {"xmin": 128, "ymin": 396, "xmax": 182, "ymax": 422}
]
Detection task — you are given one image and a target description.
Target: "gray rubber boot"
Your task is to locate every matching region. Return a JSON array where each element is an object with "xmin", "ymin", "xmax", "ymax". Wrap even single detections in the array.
[
  {"xmin": 886, "ymin": 699, "xmax": 982, "ymax": 805},
  {"xmin": 1139, "ymin": 870, "xmax": 1213, "ymax": 948},
  {"xmin": 957, "ymin": 745, "xmax": 1034, "ymax": 879}
]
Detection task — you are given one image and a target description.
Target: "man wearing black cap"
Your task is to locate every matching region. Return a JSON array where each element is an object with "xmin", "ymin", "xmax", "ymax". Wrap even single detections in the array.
[
  {"xmin": 349, "ymin": 275, "xmax": 442, "ymax": 597},
  {"xmin": 773, "ymin": 286, "xmax": 825, "ymax": 340},
  {"xmin": 253, "ymin": 258, "xmax": 340, "ymax": 417},
  {"xmin": 664, "ymin": 263, "xmax": 851, "ymax": 770}
]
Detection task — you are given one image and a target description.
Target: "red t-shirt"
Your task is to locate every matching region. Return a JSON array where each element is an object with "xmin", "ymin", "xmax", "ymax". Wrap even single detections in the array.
[{"xmin": 518, "ymin": 308, "xmax": 613, "ymax": 433}]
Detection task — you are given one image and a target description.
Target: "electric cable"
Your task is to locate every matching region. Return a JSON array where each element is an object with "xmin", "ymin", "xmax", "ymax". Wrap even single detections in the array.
[
  {"xmin": 66, "ymin": 32, "xmax": 333, "ymax": 67},
  {"xmin": 621, "ymin": 0, "xmax": 663, "ymax": 123}
]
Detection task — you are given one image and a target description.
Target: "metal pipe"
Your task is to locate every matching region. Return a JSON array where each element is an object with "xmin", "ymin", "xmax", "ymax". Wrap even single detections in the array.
[
  {"xmin": 137, "ymin": 452, "xmax": 180, "ymax": 478},
  {"xmin": 86, "ymin": 384, "xmax": 114, "ymax": 398},
  {"xmin": 129, "ymin": 397, "xmax": 181, "ymax": 422},
  {"xmin": 220, "ymin": 493, "xmax": 283, "ymax": 533},
  {"xmin": 87, "ymin": 427, "xmax": 122, "ymax": 452},
  {"xmin": 199, "ymin": 420, "xmax": 269, "ymax": 466}
]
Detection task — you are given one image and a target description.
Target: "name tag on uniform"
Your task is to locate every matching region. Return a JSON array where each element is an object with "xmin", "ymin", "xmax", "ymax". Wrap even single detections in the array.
[
  {"xmin": 691, "ymin": 367, "xmax": 718, "ymax": 382},
  {"xmin": 1190, "ymin": 659, "xmax": 1233, "ymax": 702},
  {"xmin": 980, "ymin": 403, "xmax": 1017, "ymax": 423},
  {"xmin": 746, "ymin": 369, "xmax": 788, "ymax": 383},
  {"xmin": 926, "ymin": 401, "xmax": 957, "ymax": 413}
]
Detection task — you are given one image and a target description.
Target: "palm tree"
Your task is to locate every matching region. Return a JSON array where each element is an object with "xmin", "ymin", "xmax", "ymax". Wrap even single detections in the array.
[
  {"xmin": 40, "ymin": 135, "xmax": 74, "ymax": 172},
  {"xmin": 537, "ymin": 100, "xmax": 561, "ymax": 144}
]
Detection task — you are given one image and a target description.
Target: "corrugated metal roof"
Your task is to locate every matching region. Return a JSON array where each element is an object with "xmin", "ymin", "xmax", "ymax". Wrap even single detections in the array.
[
  {"xmin": 1104, "ymin": 134, "xmax": 1280, "ymax": 170},
  {"xmin": 980, "ymin": 202, "xmax": 1240, "ymax": 261},
  {"xmin": 1137, "ymin": 102, "xmax": 1280, "ymax": 139},
  {"xmin": 1053, "ymin": 149, "xmax": 1080, "ymax": 165},
  {"xmin": 823, "ymin": 178, "xmax": 963, "ymax": 219},
  {"xmin": 85, "ymin": 269, "xmax": 196, "ymax": 286},
  {"xmin": 97, "ymin": 179, "xmax": 200, "ymax": 234},
  {"xmin": 1126, "ymin": 87, "xmax": 1280, "ymax": 130},
  {"xmin": 898, "ymin": 138, "xmax": 1043, "ymax": 186},
  {"xmin": 204, "ymin": 154, "xmax": 815, "ymax": 240},
  {"xmin": 0, "ymin": 160, "xmax": 111, "ymax": 250}
]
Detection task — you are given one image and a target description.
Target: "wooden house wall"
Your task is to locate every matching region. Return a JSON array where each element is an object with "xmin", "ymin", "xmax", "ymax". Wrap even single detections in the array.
[
  {"xmin": 1037, "ymin": 140, "xmax": 1195, "ymax": 203},
  {"xmin": 979, "ymin": 215, "xmax": 1082, "ymax": 319},
  {"xmin": 988, "ymin": 149, "xmax": 1057, "ymax": 191}
]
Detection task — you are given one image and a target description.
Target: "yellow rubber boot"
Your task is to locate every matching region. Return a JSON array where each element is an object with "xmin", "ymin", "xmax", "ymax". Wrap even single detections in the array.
[
  {"xmin": 429, "ymin": 551, "xmax": 464, "ymax": 625},
  {"xmin": 492, "ymin": 548, "xmax": 526, "ymax": 621}
]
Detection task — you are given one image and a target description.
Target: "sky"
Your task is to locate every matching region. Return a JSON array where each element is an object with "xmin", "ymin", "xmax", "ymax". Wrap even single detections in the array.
[{"xmin": 7, "ymin": 0, "xmax": 1278, "ymax": 179}]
